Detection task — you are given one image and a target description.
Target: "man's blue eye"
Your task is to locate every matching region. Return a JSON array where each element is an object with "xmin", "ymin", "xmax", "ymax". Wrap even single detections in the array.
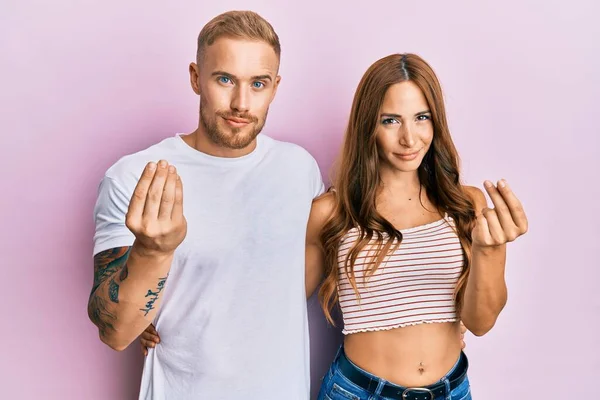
[
  {"xmin": 218, "ymin": 77, "xmax": 230, "ymax": 84},
  {"xmin": 253, "ymin": 82, "xmax": 264, "ymax": 88}
]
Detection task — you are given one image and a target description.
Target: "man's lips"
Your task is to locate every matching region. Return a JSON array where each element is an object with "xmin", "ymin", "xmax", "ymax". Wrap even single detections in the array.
[{"xmin": 222, "ymin": 116, "xmax": 251, "ymax": 127}]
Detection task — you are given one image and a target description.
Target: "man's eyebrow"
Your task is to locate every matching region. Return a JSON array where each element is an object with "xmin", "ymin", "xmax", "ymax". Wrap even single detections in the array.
[
  {"xmin": 211, "ymin": 71, "xmax": 237, "ymax": 79},
  {"xmin": 211, "ymin": 71, "xmax": 273, "ymax": 82},
  {"xmin": 251, "ymin": 74, "xmax": 272, "ymax": 81}
]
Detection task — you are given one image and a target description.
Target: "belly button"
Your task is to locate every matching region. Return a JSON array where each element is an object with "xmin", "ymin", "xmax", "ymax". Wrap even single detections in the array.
[{"xmin": 418, "ymin": 361, "xmax": 425, "ymax": 374}]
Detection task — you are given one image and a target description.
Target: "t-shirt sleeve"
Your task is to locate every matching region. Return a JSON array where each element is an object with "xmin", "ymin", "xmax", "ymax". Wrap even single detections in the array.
[
  {"xmin": 92, "ymin": 175, "xmax": 135, "ymax": 256},
  {"xmin": 311, "ymin": 158, "xmax": 325, "ymax": 199}
]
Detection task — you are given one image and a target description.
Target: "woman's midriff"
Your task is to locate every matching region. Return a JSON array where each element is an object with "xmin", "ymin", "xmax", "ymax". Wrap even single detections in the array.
[{"xmin": 343, "ymin": 321, "xmax": 462, "ymax": 387}]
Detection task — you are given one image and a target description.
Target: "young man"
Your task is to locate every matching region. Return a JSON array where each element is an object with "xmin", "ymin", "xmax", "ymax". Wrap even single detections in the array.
[{"xmin": 88, "ymin": 10, "xmax": 323, "ymax": 399}]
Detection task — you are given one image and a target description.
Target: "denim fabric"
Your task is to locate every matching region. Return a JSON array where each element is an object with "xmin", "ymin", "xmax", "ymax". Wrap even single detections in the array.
[{"xmin": 317, "ymin": 347, "xmax": 471, "ymax": 400}]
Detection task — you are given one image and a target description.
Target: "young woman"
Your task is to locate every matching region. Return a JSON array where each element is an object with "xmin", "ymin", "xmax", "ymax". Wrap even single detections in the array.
[{"xmin": 305, "ymin": 53, "xmax": 528, "ymax": 400}]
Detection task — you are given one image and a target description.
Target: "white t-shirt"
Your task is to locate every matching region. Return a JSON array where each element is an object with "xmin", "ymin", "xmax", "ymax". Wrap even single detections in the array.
[{"xmin": 92, "ymin": 133, "xmax": 324, "ymax": 400}]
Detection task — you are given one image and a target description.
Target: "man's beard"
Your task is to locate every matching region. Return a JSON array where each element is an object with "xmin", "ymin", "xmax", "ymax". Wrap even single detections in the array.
[{"xmin": 200, "ymin": 102, "xmax": 267, "ymax": 150}]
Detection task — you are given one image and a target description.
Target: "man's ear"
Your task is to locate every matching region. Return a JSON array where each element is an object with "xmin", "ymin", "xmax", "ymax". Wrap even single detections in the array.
[
  {"xmin": 189, "ymin": 62, "xmax": 201, "ymax": 96},
  {"xmin": 270, "ymin": 75, "xmax": 282, "ymax": 102}
]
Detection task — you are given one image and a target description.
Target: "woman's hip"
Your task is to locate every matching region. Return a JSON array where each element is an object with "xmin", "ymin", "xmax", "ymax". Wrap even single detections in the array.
[{"xmin": 317, "ymin": 346, "xmax": 471, "ymax": 400}]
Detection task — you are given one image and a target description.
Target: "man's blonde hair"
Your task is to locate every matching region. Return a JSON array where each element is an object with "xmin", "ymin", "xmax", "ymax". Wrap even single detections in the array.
[{"xmin": 197, "ymin": 11, "xmax": 281, "ymax": 63}]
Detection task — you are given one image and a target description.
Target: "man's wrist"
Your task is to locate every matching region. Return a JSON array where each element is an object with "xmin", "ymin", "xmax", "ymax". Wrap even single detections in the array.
[{"xmin": 130, "ymin": 240, "xmax": 175, "ymax": 262}]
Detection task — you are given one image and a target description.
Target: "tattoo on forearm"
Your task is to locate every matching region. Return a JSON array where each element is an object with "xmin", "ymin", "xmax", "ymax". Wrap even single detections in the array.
[
  {"xmin": 119, "ymin": 263, "xmax": 129, "ymax": 281},
  {"xmin": 92, "ymin": 247, "xmax": 131, "ymax": 294},
  {"xmin": 89, "ymin": 247, "xmax": 130, "ymax": 333},
  {"xmin": 140, "ymin": 275, "xmax": 168, "ymax": 316},
  {"xmin": 88, "ymin": 295, "xmax": 116, "ymax": 338},
  {"xmin": 108, "ymin": 277, "xmax": 119, "ymax": 303},
  {"xmin": 106, "ymin": 263, "xmax": 129, "ymax": 304}
]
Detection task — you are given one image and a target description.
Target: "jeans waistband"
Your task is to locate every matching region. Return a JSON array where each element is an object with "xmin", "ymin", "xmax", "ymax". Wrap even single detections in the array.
[{"xmin": 334, "ymin": 347, "xmax": 468, "ymax": 400}]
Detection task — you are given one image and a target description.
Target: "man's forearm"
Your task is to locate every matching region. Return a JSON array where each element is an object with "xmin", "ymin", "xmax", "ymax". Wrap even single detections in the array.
[
  {"xmin": 460, "ymin": 245, "xmax": 508, "ymax": 336},
  {"xmin": 88, "ymin": 244, "xmax": 173, "ymax": 351}
]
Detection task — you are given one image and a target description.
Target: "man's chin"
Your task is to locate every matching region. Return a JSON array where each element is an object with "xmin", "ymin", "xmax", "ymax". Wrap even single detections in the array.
[{"xmin": 220, "ymin": 133, "xmax": 259, "ymax": 150}]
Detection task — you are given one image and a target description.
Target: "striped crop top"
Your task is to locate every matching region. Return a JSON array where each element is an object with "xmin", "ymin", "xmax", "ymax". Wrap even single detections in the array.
[{"xmin": 337, "ymin": 213, "xmax": 464, "ymax": 335}]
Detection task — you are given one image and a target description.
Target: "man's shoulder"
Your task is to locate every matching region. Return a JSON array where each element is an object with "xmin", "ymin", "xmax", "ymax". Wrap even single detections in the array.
[
  {"xmin": 103, "ymin": 135, "xmax": 180, "ymax": 187},
  {"xmin": 262, "ymin": 135, "xmax": 318, "ymax": 167},
  {"xmin": 262, "ymin": 135, "xmax": 324, "ymax": 196}
]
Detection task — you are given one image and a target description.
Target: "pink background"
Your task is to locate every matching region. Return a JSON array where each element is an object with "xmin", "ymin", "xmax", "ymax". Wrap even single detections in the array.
[{"xmin": 2, "ymin": 0, "xmax": 599, "ymax": 398}]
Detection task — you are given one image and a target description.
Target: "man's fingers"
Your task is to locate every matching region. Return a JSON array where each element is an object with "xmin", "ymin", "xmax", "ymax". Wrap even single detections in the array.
[
  {"xmin": 172, "ymin": 174, "xmax": 184, "ymax": 220},
  {"xmin": 158, "ymin": 166, "xmax": 177, "ymax": 220},
  {"xmin": 128, "ymin": 162, "xmax": 157, "ymax": 223},
  {"xmin": 143, "ymin": 160, "xmax": 170, "ymax": 219}
]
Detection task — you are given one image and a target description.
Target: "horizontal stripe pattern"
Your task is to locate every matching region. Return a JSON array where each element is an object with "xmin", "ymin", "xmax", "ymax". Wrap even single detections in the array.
[{"xmin": 337, "ymin": 214, "xmax": 464, "ymax": 334}]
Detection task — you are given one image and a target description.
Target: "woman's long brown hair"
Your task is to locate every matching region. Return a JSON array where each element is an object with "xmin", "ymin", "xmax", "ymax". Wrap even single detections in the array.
[{"xmin": 318, "ymin": 53, "xmax": 477, "ymax": 325}]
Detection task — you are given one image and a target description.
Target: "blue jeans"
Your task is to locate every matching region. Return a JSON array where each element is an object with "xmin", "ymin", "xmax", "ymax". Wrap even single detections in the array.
[{"xmin": 317, "ymin": 347, "xmax": 472, "ymax": 400}]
